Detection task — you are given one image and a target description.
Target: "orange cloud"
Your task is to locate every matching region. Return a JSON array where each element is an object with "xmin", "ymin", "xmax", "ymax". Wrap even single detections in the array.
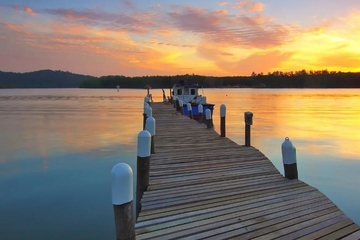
[
  {"xmin": 25, "ymin": 7, "xmax": 34, "ymax": 14},
  {"xmin": 235, "ymin": 0, "xmax": 264, "ymax": 12}
]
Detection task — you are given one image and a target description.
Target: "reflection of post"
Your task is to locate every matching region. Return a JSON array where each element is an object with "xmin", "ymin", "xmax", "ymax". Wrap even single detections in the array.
[
  {"xmin": 281, "ymin": 137, "xmax": 298, "ymax": 180},
  {"xmin": 220, "ymin": 104, "xmax": 226, "ymax": 137},
  {"xmin": 111, "ymin": 163, "xmax": 135, "ymax": 240},
  {"xmin": 244, "ymin": 111, "xmax": 253, "ymax": 146},
  {"xmin": 136, "ymin": 130, "xmax": 151, "ymax": 219}
]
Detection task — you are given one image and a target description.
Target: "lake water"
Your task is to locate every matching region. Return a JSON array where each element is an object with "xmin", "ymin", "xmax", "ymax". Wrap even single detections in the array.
[{"xmin": 0, "ymin": 88, "xmax": 359, "ymax": 239}]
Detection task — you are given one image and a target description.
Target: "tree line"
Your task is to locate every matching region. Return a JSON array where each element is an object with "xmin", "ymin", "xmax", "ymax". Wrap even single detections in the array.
[
  {"xmin": 80, "ymin": 70, "xmax": 360, "ymax": 89},
  {"xmin": 1, "ymin": 69, "xmax": 359, "ymax": 88}
]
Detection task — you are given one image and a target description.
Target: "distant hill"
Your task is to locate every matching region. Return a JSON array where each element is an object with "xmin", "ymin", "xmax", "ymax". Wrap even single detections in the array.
[{"xmin": 0, "ymin": 70, "xmax": 97, "ymax": 88}]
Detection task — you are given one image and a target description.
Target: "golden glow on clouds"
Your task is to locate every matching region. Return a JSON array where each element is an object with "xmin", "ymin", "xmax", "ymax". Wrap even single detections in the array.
[{"xmin": 0, "ymin": 2, "xmax": 359, "ymax": 76}]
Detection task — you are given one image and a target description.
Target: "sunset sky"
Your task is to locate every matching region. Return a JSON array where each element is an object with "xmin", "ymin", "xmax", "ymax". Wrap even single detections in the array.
[{"xmin": 0, "ymin": 0, "xmax": 359, "ymax": 77}]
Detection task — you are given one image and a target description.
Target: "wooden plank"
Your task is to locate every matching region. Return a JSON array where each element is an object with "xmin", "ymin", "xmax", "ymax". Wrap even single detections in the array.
[
  {"xmin": 316, "ymin": 224, "xmax": 360, "ymax": 240},
  {"xmin": 341, "ymin": 230, "xmax": 360, "ymax": 240}
]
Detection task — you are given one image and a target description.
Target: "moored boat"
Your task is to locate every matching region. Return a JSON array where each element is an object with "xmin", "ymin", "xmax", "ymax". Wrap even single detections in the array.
[{"xmin": 172, "ymin": 81, "xmax": 215, "ymax": 122}]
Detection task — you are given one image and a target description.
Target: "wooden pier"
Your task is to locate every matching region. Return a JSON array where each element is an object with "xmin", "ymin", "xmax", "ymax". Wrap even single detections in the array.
[{"xmin": 135, "ymin": 102, "xmax": 360, "ymax": 239}]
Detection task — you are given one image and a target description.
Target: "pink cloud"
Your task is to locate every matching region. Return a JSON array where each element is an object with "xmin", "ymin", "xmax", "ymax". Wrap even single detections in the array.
[
  {"xmin": 168, "ymin": 5, "xmax": 294, "ymax": 49},
  {"xmin": 235, "ymin": 0, "xmax": 264, "ymax": 12}
]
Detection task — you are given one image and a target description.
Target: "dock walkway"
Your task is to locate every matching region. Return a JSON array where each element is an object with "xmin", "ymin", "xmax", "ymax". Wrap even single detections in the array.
[{"xmin": 135, "ymin": 102, "xmax": 360, "ymax": 239}]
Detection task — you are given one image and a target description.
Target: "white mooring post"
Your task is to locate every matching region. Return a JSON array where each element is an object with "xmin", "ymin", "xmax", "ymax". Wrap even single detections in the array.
[
  {"xmin": 179, "ymin": 100, "xmax": 184, "ymax": 115},
  {"xmin": 205, "ymin": 109, "xmax": 212, "ymax": 128},
  {"xmin": 136, "ymin": 130, "xmax": 151, "ymax": 219},
  {"xmin": 220, "ymin": 104, "xmax": 226, "ymax": 137},
  {"xmin": 198, "ymin": 104, "xmax": 203, "ymax": 123},
  {"xmin": 111, "ymin": 163, "xmax": 135, "ymax": 240},
  {"xmin": 143, "ymin": 103, "xmax": 149, "ymax": 130},
  {"xmin": 281, "ymin": 137, "xmax": 298, "ymax": 180},
  {"xmin": 145, "ymin": 117, "xmax": 156, "ymax": 154},
  {"xmin": 187, "ymin": 103, "xmax": 193, "ymax": 119}
]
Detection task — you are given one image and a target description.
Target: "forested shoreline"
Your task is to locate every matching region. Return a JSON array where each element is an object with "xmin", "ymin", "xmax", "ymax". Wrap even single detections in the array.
[
  {"xmin": 80, "ymin": 70, "xmax": 360, "ymax": 88},
  {"xmin": 1, "ymin": 69, "xmax": 360, "ymax": 88}
]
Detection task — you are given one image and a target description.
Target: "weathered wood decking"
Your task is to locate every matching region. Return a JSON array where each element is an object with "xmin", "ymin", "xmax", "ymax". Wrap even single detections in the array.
[{"xmin": 135, "ymin": 102, "xmax": 360, "ymax": 239}]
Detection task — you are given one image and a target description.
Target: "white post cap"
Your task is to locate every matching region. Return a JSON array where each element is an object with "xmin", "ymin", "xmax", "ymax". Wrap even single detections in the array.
[
  {"xmin": 205, "ymin": 109, "xmax": 211, "ymax": 120},
  {"xmin": 220, "ymin": 104, "xmax": 226, "ymax": 117},
  {"xmin": 137, "ymin": 130, "xmax": 151, "ymax": 157},
  {"xmin": 111, "ymin": 163, "xmax": 133, "ymax": 205},
  {"xmin": 145, "ymin": 117, "xmax": 156, "ymax": 136},
  {"xmin": 145, "ymin": 106, "xmax": 152, "ymax": 117},
  {"xmin": 187, "ymin": 103, "xmax": 192, "ymax": 111},
  {"xmin": 198, "ymin": 104, "xmax": 203, "ymax": 113},
  {"xmin": 281, "ymin": 137, "xmax": 297, "ymax": 164}
]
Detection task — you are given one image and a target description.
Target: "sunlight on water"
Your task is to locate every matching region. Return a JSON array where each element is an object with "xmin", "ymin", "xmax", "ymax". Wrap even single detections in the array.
[{"xmin": 0, "ymin": 88, "xmax": 359, "ymax": 239}]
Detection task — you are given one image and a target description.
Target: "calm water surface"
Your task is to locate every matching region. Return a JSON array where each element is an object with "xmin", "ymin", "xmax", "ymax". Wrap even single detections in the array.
[{"xmin": 0, "ymin": 88, "xmax": 359, "ymax": 239}]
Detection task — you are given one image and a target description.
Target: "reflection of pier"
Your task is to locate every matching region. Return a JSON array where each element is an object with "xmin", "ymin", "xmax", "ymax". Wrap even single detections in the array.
[{"xmin": 135, "ymin": 102, "xmax": 360, "ymax": 239}]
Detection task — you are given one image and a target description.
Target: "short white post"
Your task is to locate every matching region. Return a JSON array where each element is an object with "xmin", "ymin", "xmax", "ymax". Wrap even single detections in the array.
[
  {"xmin": 111, "ymin": 163, "xmax": 135, "ymax": 240},
  {"xmin": 136, "ymin": 130, "xmax": 151, "ymax": 218},
  {"xmin": 220, "ymin": 104, "xmax": 226, "ymax": 137},
  {"xmin": 187, "ymin": 103, "xmax": 193, "ymax": 119},
  {"xmin": 198, "ymin": 104, "xmax": 203, "ymax": 123},
  {"xmin": 205, "ymin": 109, "xmax": 212, "ymax": 128},
  {"xmin": 145, "ymin": 117, "xmax": 156, "ymax": 154},
  {"xmin": 179, "ymin": 100, "xmax": 184, "ymax": 115},
  {"xmin": 281, "ymin": 137, "xmax": 298, "ymax": 179},
  {"xmin": 144, "ymin": 96, "xmax": 149, "ymax": 105}
]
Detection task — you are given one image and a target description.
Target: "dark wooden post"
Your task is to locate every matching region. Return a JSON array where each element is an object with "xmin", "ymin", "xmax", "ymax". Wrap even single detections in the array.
[
  {"xmin": 244, "ymin": 111, "xmax": 253, "ymax": 146},
  {"xmin": 187, "ymin": 103, "xmax": 193, "ymax": 119},
  {"xmin": 205, "ymin": 109, "xmax": 212, "ymax": 128},
  {"xmin": 281, "ymin": 137, "xmax": 298, "ymax": 179},
  {"xmin": 198, "ymin": 104, "xmax": 203, "ymax": 123},
  {"xmin": 220, "ymin": 104, "xmax": 226, "ymax": 137},
  {"xmin": 145, "ymin": 117, "xmax": 156, "ymax": 154},
  {"xmin": 136, "ymin": 130, "xmax": 151, "ymax": 219},
  {"xmin": 111, "ymin": 163, "xmax": 135, "ymax": 240}
]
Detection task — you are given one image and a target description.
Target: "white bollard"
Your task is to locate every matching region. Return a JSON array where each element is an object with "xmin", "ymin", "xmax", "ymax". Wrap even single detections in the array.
[
  {"xmin": 205, "ymin": 109, "xmax": 212, "ymax": 128},
  {"xmin": 281, "ymin": 137, "xmax": 298, "ymax": 179},
  {"xmin": 143, "ymin": 103, "xmax": 149, "ymax": 130},
  {"xmin": 179, "ymin": 100, "xmax": 184, "ymax": 115},
  {"xmin": 136, "ymin": 130, "xmax": 151, "ymax": 218},
  {"xmin": 198, "ymin": 104, "xmax": 203, "ymax": 123},
  {"xmin": 145, "ymin": 117, "xmax": 156, "ymax": 154},
  {"xmin": 111, "ymin": 163, "xmax": 135, "ymax": 240},
  {"xmin": 187, "ymin": 103, "xmax": 193, "ymax": 119}
]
